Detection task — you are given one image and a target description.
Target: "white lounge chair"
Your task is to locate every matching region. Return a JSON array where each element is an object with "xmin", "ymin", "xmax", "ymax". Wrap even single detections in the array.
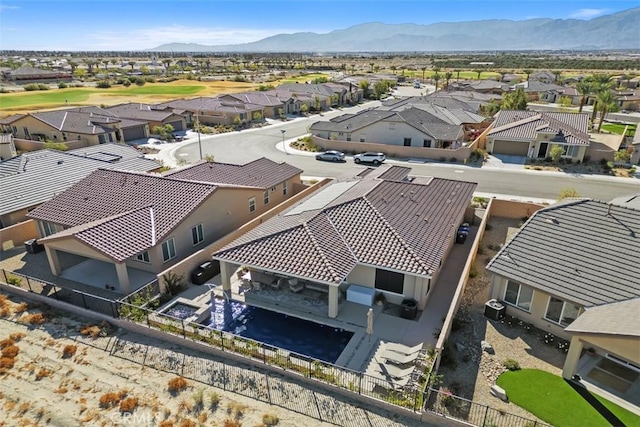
[
  {"xmin": 384, "ymin": 342, "xmax": 424, "ymax": 356},
  {"xmin": 368, "ymin": 369, "xmax": 412, "ymax": 390},
  {"xmin": 377, "ymin": 360, "xmax": 416, "ymax": 380},
  {"xmin": 381, "ymin": 348, "xmax": 420, "ymax": 365}
]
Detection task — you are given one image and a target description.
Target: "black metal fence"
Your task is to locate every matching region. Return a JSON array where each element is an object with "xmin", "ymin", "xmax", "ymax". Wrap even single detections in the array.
[{"xmin": 1, "ymin": 268, "xmax": 548, "ymax": 426}]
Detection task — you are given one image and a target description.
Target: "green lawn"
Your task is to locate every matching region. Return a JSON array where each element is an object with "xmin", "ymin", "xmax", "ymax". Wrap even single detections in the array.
[
  {"xmin": 497, "ymin": 369, "xmax": 640, "ymax": 427},
  {"xmin": 0, "ymin": 84, "xmax": 205, "ymax": 109},
  {"xmin": 601, "ymin": 122, "xmax": 637, "ymax": 137}
]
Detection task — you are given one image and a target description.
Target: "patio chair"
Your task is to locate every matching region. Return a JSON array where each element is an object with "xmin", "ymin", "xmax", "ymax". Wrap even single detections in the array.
[
  {"xmin": 368, "ymin": 369, "xmax": 412, "ymax": 390},
  {"xmin": 381, "ymin": 347, "xmax": 420, "ymax": 365},
  {"xmin": 288, "ymin": 278, "xmax": 304, "ymax": 293},
  {"xmin": 377, "ymin": 360, "xmax": 416, "ymax": 380},
  {"xmin": 384, "ymin": 342, "xmax": 424, "ymax": 356}
]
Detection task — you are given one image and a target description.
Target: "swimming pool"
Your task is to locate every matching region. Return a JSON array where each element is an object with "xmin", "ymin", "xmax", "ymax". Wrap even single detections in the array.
[{"xmin": 199, "ymin": 300, "xmax": 353, "ymax": 364}]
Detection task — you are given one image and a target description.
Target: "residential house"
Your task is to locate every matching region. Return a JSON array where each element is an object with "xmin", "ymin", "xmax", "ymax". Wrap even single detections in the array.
[
  {"xmin": 0, "ymin": 133, "xmax": 16, "ymax": 160},
  {"xmin": 155, "ymin": 97, "xmax": 262, "ymax": 127},
  {"xmin": 513, "ymin": 80, "xmax": 566, "ymax": 102},
  {"xmin": 276, "ymin": 83, "xmax": 335, "ymax": 111},
  {"xmin": 216, "ymin": 92, "xmax": 284, "ymax": 119},
  {"xmin": 447, "ymin": 80, "xmax": 510, "ymax": 95},
  {"xmin": 485, "ymin": 200, "xmax": 640, "ymax": 407},
  {"xmin": 615, "ymin": 90, "xmax": 640, "ymax": 111},
  {"xmin": 540, "ymin": 86, "xmax": 580, "ymax": 105},
  {"xmin": 2, "ymin": 65, "xmax": 72, "ymax": 84},
  {"xmin": 105, "ymin": 103, "xmax": 187, "ymax": 134},
  {"xmin": 309, "ymin": 106, "xmax": 464, "ymax": 149},
  {"xmin": 486, "ymin": 110, "xmax": 590, "ymax": 161},
  {"xmin": 529, "ymin": 71, "xmax": 557, "ymax": 84},
  {"xmin": 213, "ymin": 165, "xmax": 477, "ymax": 318},
  {"xmin": 27, "ymin": 158, "xmax": 303, "ymax": 293},
  {"xmin": 427, "ymin": 90, "xmax": 502, "ymax": 113},
  {"xmin": 0, "ymin": 143, "xmax": 162, "ymax": 228}
]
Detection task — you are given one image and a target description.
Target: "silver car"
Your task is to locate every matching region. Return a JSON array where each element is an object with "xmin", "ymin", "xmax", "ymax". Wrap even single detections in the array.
[
  {"xmin": 353, "ymin": 152, "xmax": 385, "ymax": 165},
  {"xmin": 315, "ymin": 150, "xmax": 346, "ymax": 162}
]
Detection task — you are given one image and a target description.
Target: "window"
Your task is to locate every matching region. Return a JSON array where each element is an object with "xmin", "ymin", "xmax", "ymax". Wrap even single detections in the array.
[
  {"xmin": 282, "ymin": 181, "xmax": 288, "ymax": 196},
  {"xmin": 360, "ymin": 138, "xmax": 365, "ymax": 142},
  {"xmin": 191, "ymin": 224, "xmax": 204, "ymax": 245},
  {"xmin": 249, "ymin": 197, "xmax": 256, "ymax": 213},
  {"xmin": 346, "ymin": 136, "xmax": 351, "ymax": 141},
  {"xmin": 263, "ymin": 190, "xmax": 269, "ymax": 205},
  {"xmin": 562, "ymin": 145, "xmax": 579, "ymax": 158},
  {"xmin": 403, "ymin": 138, "xmax": 411, "ymax": 147},
  {"xmin": 503, "ymin": 280, "xmax": 533, "ymax": 311},
  {"xmin": 136, "ymin": 251, "xmax": 150, "ymax": 263},
  {"xmin": 161, "ymin": 238, "xmax": 176, "ymax": 262},
  {"xmin": 23, "ymin": 127, "xmax": 30, "ymax": 139},
  {"xmin": 545, "ymin": 297, "xmax": 581, "ymax": 326},
  {"xmin": 42, "ymin": 221, "xmax": 56, "ymax": 237},
  {"xmin": 270, "ymin": 186, "xmax": 276, "ymax": 192},
  {"xmin": 374, "ymin": 268, "xmax": 404, "ymax": 294},
  {"xmin": 423, "ymin": 139, "xmax": 430, "ymax": 148}
]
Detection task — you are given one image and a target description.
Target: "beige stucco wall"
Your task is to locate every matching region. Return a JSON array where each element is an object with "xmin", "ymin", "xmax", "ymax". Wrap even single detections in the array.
[
  {"xmin": 9, "ymin": 115, "xmax": 114, "ymax": 145},
  {"xmin": 572, "ymin": 334, "xmax": 640, "ymax": 364},
  {"xmin": 490, "ymin": 274, "xmax": 583, "ymax": 340},
  {"xmin": 0, "ymin": 219, "xmax": 37, "ymax": 252},
  {"xmin": 487, "ymin": 199, "xmax": 545, "ymax": 219},
  {"xmin": 13, "ymin": 137, "xmax": 89, "ymax": 152},
  {"xmin": 1, "ymin": 207, "xmax": 36, "ymax": 228},
  {"xmin": 311, "ymin": 136, "xmax": 472, "ymax": 161},
  {"xmin": 344, "ymin": 264, "xmax": 429, "ymax": 306}
]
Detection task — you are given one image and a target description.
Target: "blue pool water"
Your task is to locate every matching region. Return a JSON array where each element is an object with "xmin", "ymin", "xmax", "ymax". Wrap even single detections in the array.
[
  {"xmin": 200, "ymin": 300, "xmax": 353, "ymax": 363},
  {"xmin": 162, "ymin": 302, "xmax": 198, "ymax": 320}
]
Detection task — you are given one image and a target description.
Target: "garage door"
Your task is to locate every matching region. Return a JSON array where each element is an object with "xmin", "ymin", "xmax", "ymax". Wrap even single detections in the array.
[
  {"xmin": 167, "ymin": 120, "xmax": 184, "ymax": 131},
  {"xmin": 492, "ymin": 140, "xmax": 529, "ymax": 156},
  {"xmin": 122, "ymin": 126, "xmax": 147, "ymax": 142}
]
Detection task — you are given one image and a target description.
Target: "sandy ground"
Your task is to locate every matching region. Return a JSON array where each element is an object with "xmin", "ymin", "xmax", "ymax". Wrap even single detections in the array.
[{"xmin": 0, "ymin": 293, "xmax": 421, "ymax": 427}]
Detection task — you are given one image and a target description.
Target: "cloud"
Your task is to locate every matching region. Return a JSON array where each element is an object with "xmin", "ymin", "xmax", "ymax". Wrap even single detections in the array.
[
  {"xmin": 568, "ymin": 8, "xmax": 608, "ymax": 19},
  {"xmin": 0, "ymin": 4, "xmax": 18, "ymax": 12},
  {"xmin": 86, "ymin": 25, "xmax": 291, "ymax": 51}
]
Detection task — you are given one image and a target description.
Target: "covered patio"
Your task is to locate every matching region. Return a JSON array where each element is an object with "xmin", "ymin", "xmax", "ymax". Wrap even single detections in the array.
[{"xmin": 59, "ymin": 258, "xmax": 157, "ymax": 294}]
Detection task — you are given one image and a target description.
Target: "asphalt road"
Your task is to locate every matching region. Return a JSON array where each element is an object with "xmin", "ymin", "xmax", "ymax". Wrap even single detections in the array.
[{"xmin": 173, "ymin": 107, "xmax": 639, "ymax": 202}]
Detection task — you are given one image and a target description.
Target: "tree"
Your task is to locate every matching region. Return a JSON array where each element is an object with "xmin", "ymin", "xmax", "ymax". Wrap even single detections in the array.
[
  {"xmin": 359, "ymin": 79, "xmax": 371, "ymax": 99},
  {"xmin": 252, "ymin": 111, "xmax": 263, "ymax": 121},
  {"xmin": 373, "ymin": 80, "xmax": 392, "ymax": 99},
  {"xmin": 614, "ymin": 150, "xmax": 630, "ymax": 164},
  {"xmin": 232, "ymin": 115, "xmax": 242, "ymax": 126},
  {"xmin": 552, "ymin": 70, "xmax": 563, "ymax": 84},
  {"xmin": 128, "ymin": 61, "xmax": 136, "ymax": 72},
  {"xmin": 433, "ymin": 72, "xmax": 441, "ymax": 91},
  {"xmin": 68, "ymin": 61, "xmax": 78, "ymax": 73},
  {"xmin": 596, "ymin": 90, "xmax": 617, "ymax": 132},
  {"xmin": 73, "ymin": 68, "xmax": 87, "ymax": 79},
  {"xmin": 501, "ymin": 88, "xmax": 528, "ymax": 110},
  {"xmin": 473, "ymin": 69, "xmax": 483, "ymax": 80},
  {"xmin": 152, "ymin": 124, "xmax": 175, "ymax": 140},
  {"xmin": 369, "ymin": 62, "xmax": 375, "ymax": 73},
  {"xmin": 454, "ymin": 69, "xmax": 461, "ymax": 81},
  {"xmin": 590, "ymin": 74, "xmax": 614, "ymax": 123},
  {"xmin": 576, "ymin": 79, "xmax": 593, "ymax": 113},
  {"xmin": 300, "ymin": 103, "xmax": 309, "ymax": 114},
  {"xmin": 523, "ymin": 69, "xmax": 533, "ymax": 81},
  {"xmin": 85, "ymin": 59, "xmax": 97, "ymax": 75},
  {"xmin": 444, "ymin": 72, "xmax": 453, "ymax": 88},
  {"xmin": 550, "ymin": 145, "xmax": 564, "ymax": 163},
  {"xmin": 421, "ymin": 67, "xmax": 427, "ymax": 80},
  {"xmin": 102, "ymin": 59, "xmax": 110, "ymax": 70}
]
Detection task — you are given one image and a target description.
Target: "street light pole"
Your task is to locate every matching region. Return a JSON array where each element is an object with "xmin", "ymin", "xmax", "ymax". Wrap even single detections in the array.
[
  {"xmin": 196, "ymin": 110, "xmax": 203, "ymax": 160},
  {"xmin": 281, "ymin": 129, "xmax": 287, "ymax": 155}
]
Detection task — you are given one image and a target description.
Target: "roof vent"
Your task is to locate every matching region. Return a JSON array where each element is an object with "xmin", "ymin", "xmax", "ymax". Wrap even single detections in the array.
[
  {"xmin": 546, "ymin": 217, "xmax": 559, "ymax": 225},
  {"xmin": 57, "ymin": 160, "xmax": 64, "ymax": 165},
  {"xmin": 607, "ymin": 203, "xmax": 612, "ymax": 216}
]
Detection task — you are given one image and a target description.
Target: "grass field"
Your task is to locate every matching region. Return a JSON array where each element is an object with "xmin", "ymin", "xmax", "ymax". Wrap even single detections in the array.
[
  {"xmin": 0, "ymin": 80, "xmax": 261, "ymax": 114},
  {"xmin": 497, "ymin": 369, "xmax": 640, "ymax": 427},
  {"xmin": 601, "ymin": 122, "xmax": 637, "ymax": 137}
]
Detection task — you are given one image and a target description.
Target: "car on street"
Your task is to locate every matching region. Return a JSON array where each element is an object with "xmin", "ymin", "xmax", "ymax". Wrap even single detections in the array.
[
  {"xmin": 315, "ymin": 150, "xmax": 346, "ymax": 162},
  {"xmin": 353, "ymin": 152, "xmax": 385, "ymax": 165}
]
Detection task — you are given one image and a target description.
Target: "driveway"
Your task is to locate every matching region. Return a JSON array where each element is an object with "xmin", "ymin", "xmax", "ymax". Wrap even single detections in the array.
[{"xmin": 483, "ymin": 154, "xmax": 527, "ymax": 170}]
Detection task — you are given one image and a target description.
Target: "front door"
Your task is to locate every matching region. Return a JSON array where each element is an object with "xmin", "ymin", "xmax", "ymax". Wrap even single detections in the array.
[{"xmin": 538, "ymin": 142, "xmax": 549, "ymax": 158}]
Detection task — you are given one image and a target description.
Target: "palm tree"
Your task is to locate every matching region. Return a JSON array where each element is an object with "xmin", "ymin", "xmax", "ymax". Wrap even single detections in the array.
[
  {"xmin": 433, "ymin": 72, "xmax": 441, "ymax": 91},
  {"xmin": 596, "ymin": 90, "xmax": 616, "ymax": 132},
  {"xmin": 576, "ymin": 79, "xmax": 593, "ymax": 113},
  {"xmin": 552, "ymin": 70, "xmax": 563, "ymax": 84},
  {"xmin": 473, "ymin": 69, "xmax": 482, "ymax": 80},
  {"xmin": 523, "ymin": 69, "xmax": 533, "ymax": 81},
  {"xmin": 454, "ymin": 69, "xmax": 461, "ymax": 81},
  {"xmin": 590, "ymin": 74, "xmax": 613, "ymax": 123},
  {"xmin": 444, "ymin": 72, "xmax": 453, "ymax": 89},
  {"xmin": 421, "ymin": 67, "xmax": 427, "ymax": 81}
]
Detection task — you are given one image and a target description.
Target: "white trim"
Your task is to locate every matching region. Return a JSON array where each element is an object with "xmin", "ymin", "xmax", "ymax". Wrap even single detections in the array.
[
  {"xmin": 503, "ymin": 280, "xmax": 533, "ymax": 312},
  {"xmin": 606, "ymin": 354, "xmax": 640, "ymax": 373}
]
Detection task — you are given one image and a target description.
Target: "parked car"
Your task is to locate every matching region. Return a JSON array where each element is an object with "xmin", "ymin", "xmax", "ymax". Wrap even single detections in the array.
[
  {"xmin": 190, "ymin": 260, "xmax": 220, "ymax": 285},
  {"xmin": 353, "ymin": 152, "xmax": 385, "ymax": 165},
  {"xmin": 315, "ymin": 150, "xmax": 346, "ymax": 162}
]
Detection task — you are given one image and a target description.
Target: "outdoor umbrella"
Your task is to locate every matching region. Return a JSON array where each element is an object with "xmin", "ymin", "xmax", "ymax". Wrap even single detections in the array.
[{"xmin": 366, "ymin": 308, "xmax": 374, "ymax": 342}]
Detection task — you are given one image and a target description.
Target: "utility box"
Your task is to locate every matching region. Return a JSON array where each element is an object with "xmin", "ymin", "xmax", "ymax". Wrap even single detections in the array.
[
  {"xmin": 484, "ymin": 299, "xmax": 506, "ymax": 320},
  {"xmin": 25, "ymin": 239, "xmax": 44, "ymax": 254},
  {"xmin": 400, "ymin": 298, "xmax": 418, "ymax": 320}
]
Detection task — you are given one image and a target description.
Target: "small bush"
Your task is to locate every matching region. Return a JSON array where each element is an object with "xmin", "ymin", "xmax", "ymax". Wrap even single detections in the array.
[
  {"xmin": 223, "ymin": 419, "xmax": 241, "ymax": 427},
  {"xmin": 119, "ymin": 397, "xmax": 139, "ymax": 413},
  {"xmin": 9, "ymin": 332, "xmax": 25, "ymax": 342},
  {"xmin": 62, "ymin": 344, "xmax": 77, "ymax": 358},
  {"xmin": 262, "ymin": 413, "xmax": 280, "ymax": 425},
  {"xmin": 503, "ymin": 358, "xmax": 521, "ymax": 371},
  {"xmin": 468, "ymin": 269, "xmax": 478, "ymax": 278},
  {"xmin": 96, "ymin": 80, "xmax": 111, "ymax": 88},
  {"xmin": 35, "ymin": 368, "xmax": 52, "ymax": 380},
  {"xmin": 209, "ymin": 391, "xmax": 220, "ymax": 411},
  {"xmin": 227, "ymin": 400, "xmax": 247, "ymax": 419},
  {"xmin": 24, "ymin": 84, "xmax": 40, "ymax": 91},
  {"xmin": 0, "ymin": 338, "xmax": 15, "ymax": 349},
  {"xmin": 99, "ymin": 392, "xmax": 121, "ymax": 408},
  {"xmin": 38, "ymin": 84, "xmax": 49, "ymax": 90},
  {"xmin": 0, "ymin": 356, "xmax": 15, "ymax": 370},
  {"xmin": 168, "ymin": 376, "xmax": 188, "ymax": 394},
  {"xmin": 23, "ymin": 313, "xmax": 46, "ymax": 324},
  {"xmin": 179, "ymin": 420, "xmax": 196, "ymax": 427},
  {"xmin": 2, "ymin": 344, "xmax": 19, "ymax": 358}
]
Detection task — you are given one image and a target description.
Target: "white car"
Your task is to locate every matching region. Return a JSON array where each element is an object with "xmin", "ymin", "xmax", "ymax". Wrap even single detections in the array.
[{"xmin": 354, "ymin": 152, "xmax": 386, "ymax": 165}]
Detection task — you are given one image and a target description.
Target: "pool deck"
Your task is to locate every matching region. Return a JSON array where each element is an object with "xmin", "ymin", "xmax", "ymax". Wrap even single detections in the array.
[{"xmin": 163, "ymin": 227, "xmax": 477, "ymax": 373}]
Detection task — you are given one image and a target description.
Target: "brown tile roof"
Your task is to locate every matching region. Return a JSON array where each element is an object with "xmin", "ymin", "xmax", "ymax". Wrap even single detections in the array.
[
  {"xmin": 164, "ymin": 157, "xmax": 302, "ymax": 189},
  {"xmin": 106, "ymin": 103, "xmax": 181, "ymax": 121},
  {"xmin": 30, "ymin": 110, "xmax": 120, "ymax": 135},
  {"xmin": 489, "ymin": 111, "xmax": 589, "ymax": 146},
  {"xmin": 214, "ymin": 166, "xmax": 477, "ymax": 284},
  {"xmin": 30, "ymin": 169, "xmax": 218, "ymax": 261}
]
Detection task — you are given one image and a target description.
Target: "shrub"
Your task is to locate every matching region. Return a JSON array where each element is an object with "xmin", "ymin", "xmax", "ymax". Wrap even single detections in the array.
[
  {"xmin": 209, "ymin": 391, "xmax": 220, "ymax": 411},
  {"xmin": 119, "ymin": 397, "xmax": 139, "ymax": 413},
  {"xmin": 96, "ymin": 81, "xmax": 111, "ymax": 88},
  {"xmin": 2, "ymin": 344, "xmax": 19, "ymax": 358},
  {"xmin": 35, "ymin": 368, "xmax": 52, "ymax": 380},
  {"xmin": 62, "ymin": 344, "xmax": 77, "ymax": 358},
  {"xmin": 38, "ymin": 84, "xmax": 49, "ymax": 90},
  {"xmin": 168, "ymin": 376, "xmax": 188, "ymax": 394},
  {"xmin": 179, "ymin": 420, "xmax": 196, "ymax": 427},
  {"xmin": 468, "ymin": 269, "xmax": 478, "ymax": 278},
  {"xmin": 0, "ymin": 356, "xmax": 15, "ymax": 370},
  {"xmin": 503, "ymin": 358, "xmax": 521, "ymax": 371},
  {"xmin": 262, "ymin": 413, "xmax": 280, "ymax": 425},
  {"xmin": 23, "ymin": 313, "xmax": 46, "ymax": 325},
  {"xmin": 7, "ymin": 275, "xmax": 22, "ymax": 287},
  {"xmin": 0, "ymin": 338, "xmax": 15, "ymax": 349},
  {"xmin": 227, "ymin": 400, "xmax": 247, "ymax": 419},
  {"xmin": 58, "ymin": 82, "xmax": 68, "ymax": 89},
  {"xmin": 223, "ymin": 419, "xmax": 241, "ymax": 427},
  {"xmin": 99, "ymin": 392, "xmax": 121, "ymax": 408},
  {"xmin": 24, "ymin": 84, "xmax": 40, "ymax": 91},
  {"xmin": 8, "ymin": 332, "xmax": 25, "ymax": 342}
]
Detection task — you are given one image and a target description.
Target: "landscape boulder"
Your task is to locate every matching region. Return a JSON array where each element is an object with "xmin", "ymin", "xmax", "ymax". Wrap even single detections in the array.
[
  {"xmin": 481, "ymin": 340, "xmax": 494, "ymax": 354},
  {"xmin": 490, "ymin": 384, "xmax": 508, "ymax": 402}
]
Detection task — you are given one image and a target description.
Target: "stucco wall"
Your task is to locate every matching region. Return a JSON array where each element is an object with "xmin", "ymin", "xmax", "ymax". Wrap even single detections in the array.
[
  {"xmin": 13, "ymin": 137, "xmax": 90, "ymax": 152},
  {"xmin": 0, "ymin": 219, "xmax": 37, "ymax": 252},
  {"xmin": 586, "ymin": 141, "xmax": 615, "ymax": 163},
  {"xmin": 572, "ymin": 334, "xmax": 640, "ymax": 364},
  {"xmin": 311, "ymin": 136, "xmax": 472, "ymax": 161},
  {"xmin": 487, "ymin": 199, "xmax": 546, "ymax": 219},
  {"xmin": 10, "ymin": 115, "xmax": 112, "ymax": 146}
]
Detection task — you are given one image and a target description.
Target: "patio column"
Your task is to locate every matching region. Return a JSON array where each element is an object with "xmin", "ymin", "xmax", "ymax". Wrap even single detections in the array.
[
  {"xmin": 44, "ymin": 246, "xmax": 61, "ymax": 276},
  {"xmin": 115, "ymin": 262, "xmax": 131, "ymax": 294},
  {"xmin": 328, "ymin": 285, "xmax": 339, "ymax": 318},
  {"xmin": 219, "ymin": 261, "xmax": 231, "ymax": 291},
  {"xmin": 562, "ymin": 336, "xmax": 584, "ymax": 380}
]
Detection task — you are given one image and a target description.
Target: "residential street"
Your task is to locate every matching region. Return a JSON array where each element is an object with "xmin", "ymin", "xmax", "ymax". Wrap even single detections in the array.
[{"xmin": 163, "ymin": 104, "xmax": 639, "ymax": 202}]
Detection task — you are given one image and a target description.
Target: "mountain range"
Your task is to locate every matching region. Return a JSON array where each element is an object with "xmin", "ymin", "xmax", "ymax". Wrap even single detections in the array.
[{"xmin": 149, "ymin": 7, "xmax": 639, "ymax": 52}]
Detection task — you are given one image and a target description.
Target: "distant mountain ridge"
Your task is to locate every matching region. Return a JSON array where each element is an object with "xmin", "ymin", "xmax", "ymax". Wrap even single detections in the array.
[{"xmin": 149, "ymin": 7, "xmax": 640, "ymax": 52}]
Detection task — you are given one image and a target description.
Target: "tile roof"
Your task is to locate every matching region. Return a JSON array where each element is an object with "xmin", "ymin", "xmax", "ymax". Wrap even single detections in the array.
[
  {"xmin": 30, "ymin": 169, "xmax": 219, "ymax": 261},
  {"xmin": 0, "ymin": 144, "xmax": 161, "ymax": 216},
  {"xmin": 29, "ymin": 110, "xmax": 120, "ymax": 135},
  {"xmin": 106, "ymin": 103, "xmax": 181, "ymax": 121},
  {"xmin": 164, "ymin": 157, "xmax": 302, "ymax": 189},
  {"xmin": 488, "ymin": 111, "xmax": 590, "ymax": 146},
  {"xmin": 564, "ymin": 298, "xmax": 640, "ymax": 337},
  {"xmin": 486, "ymin": 199, "xmax": 640, "ymax": 307},
  {"xmin": 214, "ymin": 165, "xmax": 476, "ymax": 284}
]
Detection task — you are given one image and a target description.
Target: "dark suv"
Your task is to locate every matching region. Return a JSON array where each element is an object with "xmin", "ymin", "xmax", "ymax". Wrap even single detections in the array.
[{"xmin": 190, "ymin": 260, "xmax": 220, "ymax": 285}]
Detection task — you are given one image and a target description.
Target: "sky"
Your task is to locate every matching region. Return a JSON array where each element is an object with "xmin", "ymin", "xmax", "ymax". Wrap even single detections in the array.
[{"xmin": 0, "ymin": 0, "xmax": 637, "ymax": 51}]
